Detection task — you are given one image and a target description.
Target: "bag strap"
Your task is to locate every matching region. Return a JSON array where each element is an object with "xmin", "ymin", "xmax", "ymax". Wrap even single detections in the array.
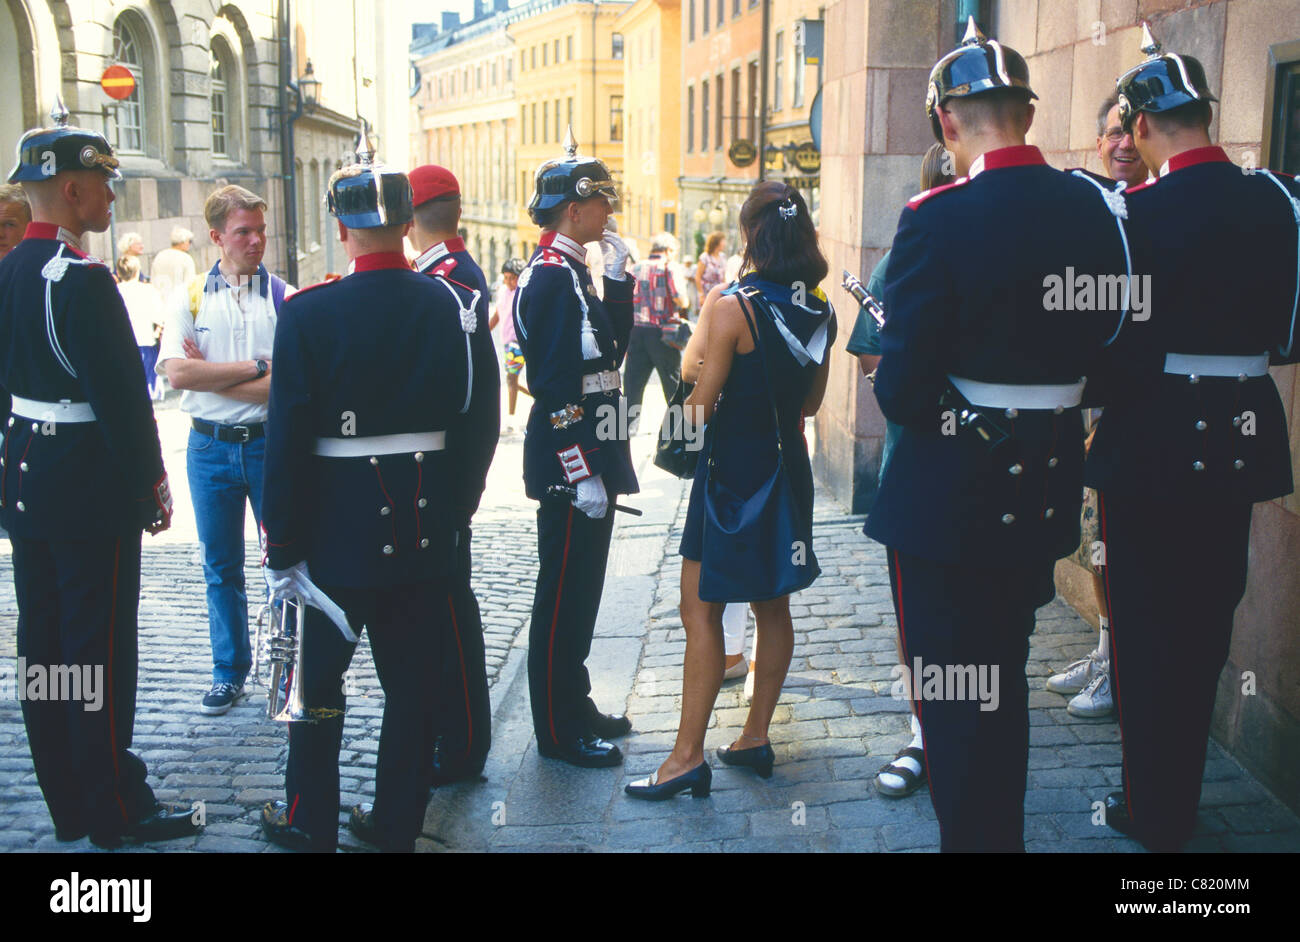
[{"xmin": 733, "ymin": 288, "xmax": 787, "ymax": 459}]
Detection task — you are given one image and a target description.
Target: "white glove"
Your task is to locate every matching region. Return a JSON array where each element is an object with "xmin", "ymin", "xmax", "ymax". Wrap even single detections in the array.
[
  {"xmin": 265, "ymin": 560, "xmax": 310, "ymax": 602},
  {"xmin": 573, "ymin": 474, "xmax": 609, "ymax": 519},
  {"xmin": 601, "ymin": 220, "xmax": 630, "ymax": 281}
]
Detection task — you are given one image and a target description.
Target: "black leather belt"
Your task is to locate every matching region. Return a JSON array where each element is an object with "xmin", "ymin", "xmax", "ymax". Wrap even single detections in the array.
[{"xmin": 192, "ymin": 418, "xmax": 266, "ymax": 443}]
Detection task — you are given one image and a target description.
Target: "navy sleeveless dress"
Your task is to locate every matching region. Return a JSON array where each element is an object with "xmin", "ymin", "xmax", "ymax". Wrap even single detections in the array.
[{"xmin": 679, "ymin": 277, "xmax": 836, "ymax": 602}]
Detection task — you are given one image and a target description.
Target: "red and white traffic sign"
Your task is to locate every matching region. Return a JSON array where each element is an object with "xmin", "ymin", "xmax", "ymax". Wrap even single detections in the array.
[{"xmin": 101, "ymin": 65, "xmax": 135, "ymax": 101}]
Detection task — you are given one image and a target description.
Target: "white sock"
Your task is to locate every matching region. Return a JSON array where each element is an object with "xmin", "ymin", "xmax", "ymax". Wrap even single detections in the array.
[
  {"xmin": 1096, "ymin": 621, "xmax": 1110, "ymax": 661},
  {"xmin": 879, "ymin": 716, "xmax": 924, "ymax": 789}
]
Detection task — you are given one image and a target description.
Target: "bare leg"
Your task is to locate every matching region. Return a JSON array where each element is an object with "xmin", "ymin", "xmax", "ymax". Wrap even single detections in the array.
[
  {"xmin": 506, "ymin": 372, "xmax": 519, "ymax": 416},
  {"xmin": 1092, "ymin": 572, "xmax": 1108, "ymax": 620},
  {"xmin": 735, "ymin": 596, "xmax": 794, "ymax": 746},
  {"xmin": 656, "ymin": 559, "xmax": 725, "ymax": 781}
]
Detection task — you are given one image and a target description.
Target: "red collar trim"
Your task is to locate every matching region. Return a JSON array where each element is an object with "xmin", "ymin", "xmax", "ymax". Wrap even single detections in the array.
[
  {"xmin": 24, "ymin": 222, "xmax": 84, "ymax": 250},
  {"xmin": 352, "ymin": 252, "xmax": 413, "ymax": 273},
  {"xmin": 968, "ymin": 145, "xmax": 1047, "ymax": 178},
  {"xmin": 539, "ymin": 231, "xmax": 587, "ymax": 263},
  {"xmin": 441, "ymin": 237, "xmax": 465, "ymax": 253},
  {"xmin": 1160, "ymin": 146, "xmax": 1231, "ymax": 177}
]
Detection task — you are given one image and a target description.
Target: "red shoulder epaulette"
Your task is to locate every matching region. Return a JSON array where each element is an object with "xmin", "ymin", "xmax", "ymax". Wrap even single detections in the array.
[
  {"xmin": 286, "ymin": 275, "xmax": 341, "ymax": 299},
  {"xmin": 1125, "ymin": 179, "xmax": 1157, "ymax": 195},
  {"xmin": 539, "ymin": 250, "xmax": 566, "ymax": 266},
  {"xmin": 906, "ymin": 177, "xmax": 970, "ymax": 209},
  {"xmin": 432, "ymin": 257, "xmax": 458, "ymax": 279}
]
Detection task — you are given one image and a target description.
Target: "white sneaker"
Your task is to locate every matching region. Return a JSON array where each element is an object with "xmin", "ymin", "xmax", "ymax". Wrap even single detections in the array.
[
  {"xmin": 1046, "ymin": 653, "xmax": 1105, "ymax": 695},
  {"xmin": 1068, "ymin": 670, "xmax": 1114, "ymax": 718}
]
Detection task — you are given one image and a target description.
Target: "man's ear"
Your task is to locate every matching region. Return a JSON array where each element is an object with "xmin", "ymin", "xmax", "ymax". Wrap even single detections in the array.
[
  {"xmin": 937, "ymin": 105, "xmax": 959, "ymax": 144},
  {"xmin": 208, "ymin": 227, "xmax": 223, "ymax": 248},
  {"xmin": 1022, "ymin": 102, "xmax": 1035, "ymax": 135},
  {"xmin": 1132, "ymin": 111, "xmax": 1149, "ymax": 143},
  {"xmin": 336, "ymin": 219, "xmax": 348, "ymax": 243}
]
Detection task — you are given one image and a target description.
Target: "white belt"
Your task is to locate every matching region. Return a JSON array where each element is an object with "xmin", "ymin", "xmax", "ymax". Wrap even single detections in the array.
[
  {"xmin": 1164, "ymin": 353, "xmax": 1269, "ymax": 378},
  {"xmin": 581, "ymin": 370, "xmax": 621, "ymax": 394},
  {"xmin": 948, "ymin": 376, "xmax": 1085, "ymax": 411},
  {"xmin": 9, "ymin": 396, "xmax": 97, "ymax": 423},
  {"xmin": 312, "ymin": 430, "xmax": 446, "ymax": 458}
]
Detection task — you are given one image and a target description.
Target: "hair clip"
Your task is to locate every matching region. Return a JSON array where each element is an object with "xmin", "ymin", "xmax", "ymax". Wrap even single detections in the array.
[{"xmin": 778, "ymin": 199, "xmax": 798, "ymax": 220}]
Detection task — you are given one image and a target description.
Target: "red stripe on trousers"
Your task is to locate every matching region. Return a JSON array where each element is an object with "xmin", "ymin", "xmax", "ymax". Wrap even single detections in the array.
[
  {"xmin": 546, "ymin": 506, "xmax": 575, "ymax": 744},
  {"xmin": 447, "ymin": 594, "xmax": 473, "ymax": 761}
]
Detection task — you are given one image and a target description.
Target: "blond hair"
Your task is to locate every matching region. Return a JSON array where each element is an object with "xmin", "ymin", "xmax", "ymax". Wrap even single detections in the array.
[
  {"xmin": 116, "ymin": 254, "xmax": 141, "ymax": 281},
  {"xmin": 204, "ymin": 184, "xmax": 268, "ymax": 233},
  {"xmin": 0, "ymin": 183, "xmax": 30, "ymax": 211}
]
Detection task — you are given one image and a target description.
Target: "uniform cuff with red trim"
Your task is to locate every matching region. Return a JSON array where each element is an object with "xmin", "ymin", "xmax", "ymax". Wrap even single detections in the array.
[{"xmin": 556, "ymin": 444, "xmax": 593, "ymax": 484}]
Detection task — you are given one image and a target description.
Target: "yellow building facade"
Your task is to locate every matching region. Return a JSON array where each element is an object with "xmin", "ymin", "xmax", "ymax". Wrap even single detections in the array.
[
  {"xmin": 616, "ymin": 0, "xmax": 681, "ymax": 255},
  {"xmin": 412, "ymin": 15, "xmax": 519, "ymax": 274},
  {"xmin": 508, "ymin": 0, "xmax": 631, "ymax": 256}
]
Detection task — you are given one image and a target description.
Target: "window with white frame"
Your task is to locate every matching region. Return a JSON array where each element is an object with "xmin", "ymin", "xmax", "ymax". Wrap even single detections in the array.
[{"xmin": 111, "ymin": 18, "xmax": 146, "ymax": 153}]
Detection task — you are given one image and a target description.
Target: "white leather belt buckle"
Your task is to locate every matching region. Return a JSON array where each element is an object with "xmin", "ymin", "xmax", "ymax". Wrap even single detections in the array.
[
  {"xmin": 581, "ymin": 370, "xmax": 621, "ymax": 394},
  {"xmin": 312, "ymin": 430, "xmax": 446, "ymax": 458},
  {"xmin": 9, "ymin": 396, "xmax": 97, "ymax": 423},
  {"xmin": 948, "ymin": 376, "xmax": 1085, "ymax": 411},
  {"xmin": 1163, "ymin": 353, "xmax": 1269, "ymax": 378}
]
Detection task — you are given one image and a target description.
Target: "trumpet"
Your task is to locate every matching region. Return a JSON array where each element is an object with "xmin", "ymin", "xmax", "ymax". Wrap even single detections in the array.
[{"xmin": 251, "ymin": 590, "xmax": 343, "ymax": 723}]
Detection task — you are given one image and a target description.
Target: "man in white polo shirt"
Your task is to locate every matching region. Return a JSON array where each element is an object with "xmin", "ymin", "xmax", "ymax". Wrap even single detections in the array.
[{"xmin": 158, "ymin": 185, "xmax": 291, "ymax": 714}]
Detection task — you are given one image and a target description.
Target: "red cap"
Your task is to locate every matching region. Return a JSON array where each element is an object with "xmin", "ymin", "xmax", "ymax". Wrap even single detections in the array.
[{"xmin": 409, "ymin": 164, "xmax": 460, "ymax": 207}]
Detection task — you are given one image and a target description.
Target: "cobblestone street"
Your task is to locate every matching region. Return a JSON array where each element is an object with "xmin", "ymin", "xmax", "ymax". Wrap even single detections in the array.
[{"xmin": 1, "ymin": 395, "xmax": 1297, "ymax": 853}]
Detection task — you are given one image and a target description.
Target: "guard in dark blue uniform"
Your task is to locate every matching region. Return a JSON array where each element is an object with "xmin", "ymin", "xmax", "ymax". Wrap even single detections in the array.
[
  {"xmin": 865, "ymin": 20, "xmax": 1133, "ymax": 851},
  {"xmin": 409, "ymin": 164, "xmax": 500, "ymax": 786},
  {"xmin": 515, "ymin": 128, "xmax": 638, "ymax": 767},
  {"xmin": 259, "ymin": 131, "xmax": 485, "ymax": 852},
  {"xmin": 1087, "ymin": 26, "xmax": 1298, "ymax": 852},
  {"xmin": 0, "ymin": 99, "xmax": 197, "ymax": 848}
]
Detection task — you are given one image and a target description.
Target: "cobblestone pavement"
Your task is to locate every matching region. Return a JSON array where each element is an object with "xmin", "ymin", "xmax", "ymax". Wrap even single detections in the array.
[{"xmin": 2, "ymin": 396, "xmax": 1297, "ymax": 853}]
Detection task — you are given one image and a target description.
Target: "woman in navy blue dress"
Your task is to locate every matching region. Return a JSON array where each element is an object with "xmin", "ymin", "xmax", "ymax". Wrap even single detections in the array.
[{"xmin": 626, "ymin": 182, "xmax": 835, "ymax": 799}]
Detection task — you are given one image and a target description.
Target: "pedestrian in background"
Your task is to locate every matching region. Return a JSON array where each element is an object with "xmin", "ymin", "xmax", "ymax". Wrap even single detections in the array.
[
  {"xmin": 115, "ymin": 254, "xmax": 164, "ymax": 399},
  {"xmin": 493, "ymin": 257, "xmax": 529, "ymax": 433},
  {"xmin": 151, "ymin": 225, "xmax": 197, "ymax": 305},
  {"xmin": 158, "ymin": 184, "xmax": 290, "ymax": 716},
  {"xmin": 116, "ymin": 230, "xmax": 147, "ymax": 281},
  {"xmin": 626, "ymin": 181, "xmax": 834, "ymax": 800},
  {"xmin": 0, "ymin": 183, "xmax": 32, "ymax": 259},
  {"xmin": 694, "ymin": 230, "xmax": 727, "ymax": 304},
  {"xmin": 625, "ymin": 231, "xmax": 689, "ymax": 426}
]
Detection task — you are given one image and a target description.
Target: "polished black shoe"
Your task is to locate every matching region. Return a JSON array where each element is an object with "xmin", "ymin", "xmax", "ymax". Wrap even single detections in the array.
[
  {"xmin": 349, "ymin": 803, "xmax": 380, "ymax": 844},
  {"xmin": 625, "ymin": 762, "xmax": 712, "ymax": 800},
  {"xmin": 537, "ymin": 734, "xmax": 624, "ymax": 768},
  {"xmin": 1104, "ymin": 792, "xmax": 1134, "ymax": 838},
  {"xmin": 586, "ymin": 701, "xmax": 633, "ymax": 739},
  {"xmin": 260, "ymin": 800, "xmax": 325, "ymax": 853},
  {"xmin": 717, "ymin": 741, "xmax": 776, "ymax": 779},
  {"xmin": 90, "ymin": 802, "xmax": 202, "ymax": 849}
]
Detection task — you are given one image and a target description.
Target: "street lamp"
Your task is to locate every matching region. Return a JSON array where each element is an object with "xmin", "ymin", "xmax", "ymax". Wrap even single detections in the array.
[{"xmin": 298, "ymin": 60, "xmax": 320, "ymax": 114}]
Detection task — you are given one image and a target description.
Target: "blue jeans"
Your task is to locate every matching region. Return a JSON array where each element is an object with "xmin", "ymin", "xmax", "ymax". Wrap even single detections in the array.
[{"xmin": 186, "ymin": 427, "xmax": 265, "ymax": 685}]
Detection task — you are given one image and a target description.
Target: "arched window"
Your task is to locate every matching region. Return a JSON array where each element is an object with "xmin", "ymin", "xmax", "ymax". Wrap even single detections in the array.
[
  {"xmin": 295, "ymin": 158, "xmax": 306, "ymax": 260},
  {"xmin": 112, "ymin": 19, "xmax": 146, "ymax": 153},
  {"xmin": 210, "ymin": 50, "xmax": 229, "ymax": 157}
]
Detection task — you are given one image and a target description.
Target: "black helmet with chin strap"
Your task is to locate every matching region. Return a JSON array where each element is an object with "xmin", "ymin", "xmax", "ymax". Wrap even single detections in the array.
[
  {"xmin": 1115, "ymin": 23, "xmax": 1217, "ymax": 133},
  {"xmin": 527, "ymin": 126, "xmax": 619, "ymax": 226},
  {"xmin": 924, "ymin": 17, "xmax": 1038, "ymax": 143}
]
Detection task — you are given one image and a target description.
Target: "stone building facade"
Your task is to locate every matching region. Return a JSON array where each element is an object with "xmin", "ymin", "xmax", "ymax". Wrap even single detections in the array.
[{"xmin": 816, "ymin": 0, "xmax": 1300, "ymax": 813}]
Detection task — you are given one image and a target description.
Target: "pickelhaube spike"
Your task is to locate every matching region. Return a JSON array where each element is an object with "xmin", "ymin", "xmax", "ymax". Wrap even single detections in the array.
[
  {"xmin": 961, "ymin": 16, "xmax": 986, "ymax": 46},
  {"xmin": 1139, "ymin": 22, "xmax": 1162, "ymax": 58},
  {"xmin": 562, "ymin": 125, "xmax": 578, "ymax": 159},
  {"xmin": 50, "ymin": 94, "xmax": 70, "ymax": 128},
  {"xmin": 356, "ymin": 121, "xmax": 375, "ymax": 167}
]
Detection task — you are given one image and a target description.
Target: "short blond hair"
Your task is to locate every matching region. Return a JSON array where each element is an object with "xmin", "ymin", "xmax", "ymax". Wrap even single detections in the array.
[
  {"xmin": 204, "ymin": 184, "xmax": 268, "ymax": 234},
  {"xmin": 116, "ymin": 254, "xmax": 140, "ymax": 281},
  {"xmin": 0, "ymin": 183, "xmax": 30, "ymax": 212}
]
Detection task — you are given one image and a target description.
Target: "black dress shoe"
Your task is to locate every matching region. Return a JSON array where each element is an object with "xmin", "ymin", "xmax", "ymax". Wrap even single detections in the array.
[
  {"xmin": 261, "ymin": 800, "xmax": 326, "ymax": 853},
  {"xmin": 90, "ymin": 803, "xmax": 202, "ymax": 849},
  {"xmin": 1104, "ymin": 792, "xmax": 1134, "ymax": 838},
  {"xmin": 55, "ymin": 822, "xmax": 88, "ymax": 842},
  {"xmin": 537, "ymin": 734, "xmax": 624, "ymax": 768},
  {"xmin": 348, "ymin": 803, "xmax": 415, "ymax": 852},
  {"xmin": 716, "ymin": 741, "xmax": 775, "ymax": 779},
  {"xmin": 586, "ymin": 701, "xmax": 633, "ymax": 739},
  {"xmin": 625, "ymin": 762, "xmax": 712, "ymax": 800}
]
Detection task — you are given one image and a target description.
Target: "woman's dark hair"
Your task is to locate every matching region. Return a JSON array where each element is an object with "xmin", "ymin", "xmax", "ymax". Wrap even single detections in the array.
[{"xmin": 738, "ymin": 181, "xmax": 827, "ymax": 288}]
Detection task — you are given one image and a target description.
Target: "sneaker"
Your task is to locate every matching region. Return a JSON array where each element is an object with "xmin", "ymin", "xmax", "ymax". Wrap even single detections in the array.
[
  {"xmin": 1068, "ymin": 670, "xmax": 1114, "ymax": 718},
  {"xmin": 201, "ymin": 681, "xmax": 244, "ymax": 715},
  {"xmin": 1046, "ymin": 653, "xmax": 1105, "ymax": 695}
]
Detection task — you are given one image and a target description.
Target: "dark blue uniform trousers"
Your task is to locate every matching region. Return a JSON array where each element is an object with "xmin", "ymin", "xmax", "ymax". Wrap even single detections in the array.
[
  {"xmin": 887, "ymin": 547, "xmax": 1055, "ymax": 852},
  {"xmin": 431, "ymin": 528, "xmax": 491, "ymax": 781},
  {"xmin": 528, "ymin": 498, "xmax": 616, "ymax": 746},
  {"xmin": 12, "ymin": 532, "xmax": 159, "ymax": 837},
  {"xmin": 1097, "ymin": 491, "xmax": 1252, "ymax": 852},
  {"xmin": 283, "ymin": 575, "xmax": 450, "ymax": 852}
]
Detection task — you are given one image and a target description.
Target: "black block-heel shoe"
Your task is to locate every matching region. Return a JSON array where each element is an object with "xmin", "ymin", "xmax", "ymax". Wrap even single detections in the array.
[
  {"xmin": 716, "ymin": 742, "xmax": 775, "ymax": 779},
  {"xmin": 624, "ymin": 762, "xmax": 712, "ymax": 801}
]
